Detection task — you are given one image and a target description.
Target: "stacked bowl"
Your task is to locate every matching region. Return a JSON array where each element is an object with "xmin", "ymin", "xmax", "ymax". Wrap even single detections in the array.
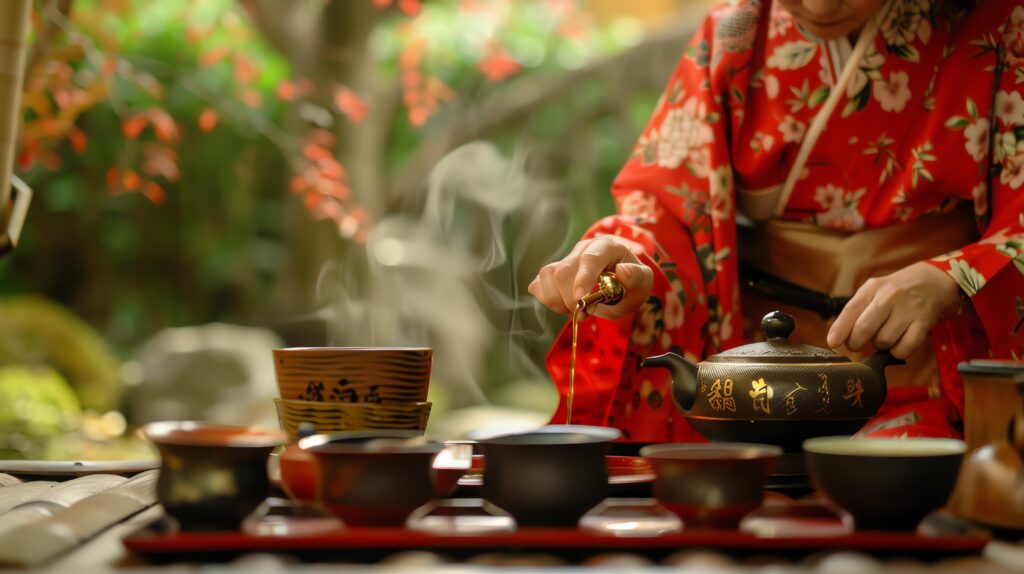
[{"xmin": 272, "ymin": 347, "xmax": 432, "ymax": 440}]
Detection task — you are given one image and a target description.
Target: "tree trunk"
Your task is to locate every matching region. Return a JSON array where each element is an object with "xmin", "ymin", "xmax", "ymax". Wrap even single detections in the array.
[{"xmin": 248, "ymin": 0, "xmax": 386, "ymax": 331}]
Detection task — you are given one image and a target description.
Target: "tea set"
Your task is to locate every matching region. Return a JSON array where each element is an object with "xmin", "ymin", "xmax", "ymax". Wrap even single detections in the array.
[{"xmin": 138, "ymin": 306, "xmax": 989, "ymax": 536}]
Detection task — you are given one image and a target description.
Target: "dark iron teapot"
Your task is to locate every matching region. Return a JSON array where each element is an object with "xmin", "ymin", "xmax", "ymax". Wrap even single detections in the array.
[{"xmin": 643, "ymin": 311, "xmax": 903, "ymax": 450}]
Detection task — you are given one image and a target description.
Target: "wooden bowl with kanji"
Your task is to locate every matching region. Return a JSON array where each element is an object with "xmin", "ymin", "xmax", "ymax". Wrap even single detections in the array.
[
  {"xmin": 272, "ymin": 347, "xmax": 431, "ymax": 404},
  {"xmin": 274, "ymin": 398, "xmax": 431, "ymax": 442}
]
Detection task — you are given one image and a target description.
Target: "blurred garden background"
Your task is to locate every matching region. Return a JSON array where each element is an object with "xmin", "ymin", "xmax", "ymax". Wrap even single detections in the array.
[{"xmin": 0, "ymin": 0, "xmax": 707, "ymax": 459}]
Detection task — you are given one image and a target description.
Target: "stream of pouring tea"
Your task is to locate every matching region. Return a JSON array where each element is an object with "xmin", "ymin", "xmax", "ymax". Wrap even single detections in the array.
[{"xmin": 566, "ymin": 301, "xmax": 584, "ymax": 425}]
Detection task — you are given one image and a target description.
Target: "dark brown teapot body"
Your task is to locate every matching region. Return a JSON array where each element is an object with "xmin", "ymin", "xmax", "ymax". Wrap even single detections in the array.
[{"xmin": 643, "ymin": 311, "xmax": 903, "ymax": 450}]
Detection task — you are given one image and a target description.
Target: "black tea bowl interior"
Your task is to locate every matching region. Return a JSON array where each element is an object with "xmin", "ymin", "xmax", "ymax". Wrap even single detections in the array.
[
  {"xmin": 479, "ymin": 425, "xmax": 620, "ymax": 527},
  {"xmin": 299, "ymin": 430, "xmax": 444, "ymax": 527},
  {"xmin": 141, "ymin": 421, "xmax": 287, "ymax": 531},
  {"xmin": 641, "ymin": 442, "xmax": 782, "ymax": 528},
  {"xmin": 803, "ymin": 436, "xmax": 967, "ymax": 530}
]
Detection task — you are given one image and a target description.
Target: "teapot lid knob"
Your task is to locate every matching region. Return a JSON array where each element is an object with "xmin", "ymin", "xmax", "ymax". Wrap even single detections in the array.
[{"xmin": 761, "ymin": 311, "xmax": 795, "ymax": 340}]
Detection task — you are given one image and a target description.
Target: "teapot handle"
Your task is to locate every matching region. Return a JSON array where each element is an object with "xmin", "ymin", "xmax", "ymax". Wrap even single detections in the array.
[{"xmin": 860, "ymin": 350, "xmax": 904, "ymax": 406}]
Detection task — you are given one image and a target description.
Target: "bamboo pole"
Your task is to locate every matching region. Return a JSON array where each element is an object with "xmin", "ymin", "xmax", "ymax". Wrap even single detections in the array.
[{"xmin": 0, "ymin": 0, "xmax": 32, "ymax": 223}]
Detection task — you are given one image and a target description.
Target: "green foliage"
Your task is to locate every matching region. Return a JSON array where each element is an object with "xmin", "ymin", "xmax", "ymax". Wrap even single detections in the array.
[
  {"xmin": 5, "ymin": 0, "xmax": 290, "ymax": 349},
  {"xmin": 0, "ymin": 295, "xmax": 121, "ymax": 411},
  {"xmin": 0, "ymin": 365, "xmax": 81, "ymax": 459},
  {"xmin": 378, "ymin": 0, "xmax": 652, "ymax": 171},
  {"xmin": 4, "ymin": 0, "xmax": 663, "ymax": 376}
]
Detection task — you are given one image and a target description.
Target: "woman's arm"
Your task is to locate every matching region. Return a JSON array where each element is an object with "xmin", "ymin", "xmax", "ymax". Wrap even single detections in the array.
[
  {"xmin": 828, "ymin": 22, "xmax": 1024, "ymax": 361},
  {"xmin": 532, "ymin": 1, "xmax": 760, "ymax": 434},
  {"xmin": 532, "ymin": 0, "xmax": 755, "ymax": 353},
  {"xmin": 826, "ymin": 262, "xmax": 962, "ymax": 359}
]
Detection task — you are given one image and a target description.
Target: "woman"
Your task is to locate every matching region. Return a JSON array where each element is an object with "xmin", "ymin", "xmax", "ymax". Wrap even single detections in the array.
[{"xmin": 529, "ymin": 0, "xmax": 1024, "ymax": 442}]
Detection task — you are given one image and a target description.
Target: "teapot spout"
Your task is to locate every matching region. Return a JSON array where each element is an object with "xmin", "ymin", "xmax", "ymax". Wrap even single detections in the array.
[
  {"xmin": 642, "ymin": 353, "xmax": 699, "ymax": 412},
  {"xmin": 860, "ymin": 351, "xmax": 905, "ymax": 405}
]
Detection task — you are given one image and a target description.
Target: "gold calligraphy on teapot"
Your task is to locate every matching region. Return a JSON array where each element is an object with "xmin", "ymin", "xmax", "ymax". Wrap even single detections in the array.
[
  {"xmin": 706, "ymin": 378, "xmax": 737, "ymax": 413},
  {"xmin": 815, "ymin": 373, "xmax": 832, "ymax": 415},
  {"xmin": 783, "ymin": 382, "xmax": 807, "ymax": 416},
  {"xmin": 749, "ymin": 377, "xmax": 774, "ymax": 415},
  {"xmin": 843, "ymin": 377, "xmax": 865, "ymax": 408}
]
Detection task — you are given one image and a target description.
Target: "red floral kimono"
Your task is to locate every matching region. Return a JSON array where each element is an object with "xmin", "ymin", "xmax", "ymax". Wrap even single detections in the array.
[{"xmin": 547, "ymin": 0, "xmax": 1024, "ymax": 442}]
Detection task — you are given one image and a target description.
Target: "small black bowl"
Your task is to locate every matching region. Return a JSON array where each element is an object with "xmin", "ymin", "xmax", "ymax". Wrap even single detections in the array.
[
  {"xmin": 141, "ymin": 421, "xmax": 287, "ymax": 531},
  {"xmin": 804, "ymin": 436, "xmax": 967, "ymax": 530},
  {"xmin": 478, "ymin": 425, "xmax": 620, "ymax": 527}
]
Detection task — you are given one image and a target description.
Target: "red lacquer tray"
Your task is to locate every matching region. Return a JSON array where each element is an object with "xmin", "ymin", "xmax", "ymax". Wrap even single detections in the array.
[{"xmin": 123, "ymin": 498, "xmax": 991, "ymax": 561}]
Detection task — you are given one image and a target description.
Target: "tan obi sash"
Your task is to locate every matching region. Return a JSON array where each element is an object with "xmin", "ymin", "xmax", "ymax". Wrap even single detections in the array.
[{"xmin": 738, "ymin": 208, "xmax": 979, "ymax": 391}]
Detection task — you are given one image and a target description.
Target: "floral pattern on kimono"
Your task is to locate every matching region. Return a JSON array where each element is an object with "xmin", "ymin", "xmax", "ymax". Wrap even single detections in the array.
[{"xmin": 546, "ymin": 0, "xmax": 1024, "ymax": 442}]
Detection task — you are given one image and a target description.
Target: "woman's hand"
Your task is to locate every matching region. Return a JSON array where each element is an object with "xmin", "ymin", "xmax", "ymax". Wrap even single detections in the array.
[
  {"xmin": 528, "ymin": 236, "xmax": 654, "ymax": 320},
  {"xmin": 826, "ymin": 262, "xmax": 963, "ymax": 359}
]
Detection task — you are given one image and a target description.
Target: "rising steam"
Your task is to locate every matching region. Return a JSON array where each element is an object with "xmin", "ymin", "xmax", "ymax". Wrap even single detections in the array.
[{"xmin": 319, "ymin": 141, "xmax": 574, "ymax": 410}]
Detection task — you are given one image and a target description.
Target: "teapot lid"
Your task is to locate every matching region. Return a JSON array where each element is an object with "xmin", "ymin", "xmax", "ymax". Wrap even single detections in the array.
[{"xmin": 708, "ymin": 311, "xmax": 848, "ymax": 364}]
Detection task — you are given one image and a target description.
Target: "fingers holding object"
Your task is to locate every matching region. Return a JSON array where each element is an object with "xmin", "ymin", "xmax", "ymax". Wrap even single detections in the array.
[
  {"xmin": 846, "ymin": 292, "xmax": 896, "ymax": 352},
  {"xmin": 529, "ymin": 239, "xmax": 589, "ymax": 314},
  {"xmin": 890, "ymin": 320, "xmax": 929, "ymax": 360},
  {"xmin": 530, "ymin": 263, "xmax": 571, "ymax": 314},
  {"xmin": 827, "ymin": 280, "xmax": 876, "ymax": 349},
  {"xmin": 532, "ymin": 235, "xmax": 651, "ymax": 318},
  {"xmin": 553, "ymin": 261, "xmax": 579, "ymax": 313},
  {"xmin": 588, "ymin": 262, "xmax": 652, "ymax": 320},
  {"xmin": 871, "ymin": 311, "xmax": 910, "ymax": 351},
  {"xmin": 573, "ymin": 237, "xmax": 628, "ymax": 302}
]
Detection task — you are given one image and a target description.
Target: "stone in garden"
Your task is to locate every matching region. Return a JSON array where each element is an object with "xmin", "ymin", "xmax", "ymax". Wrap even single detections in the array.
[{"xmin": 125, "ymin": 323, "xmax": 283, "ymax": 428}]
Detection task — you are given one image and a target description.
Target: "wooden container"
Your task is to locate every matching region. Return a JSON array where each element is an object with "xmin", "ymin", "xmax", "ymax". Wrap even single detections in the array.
[
  {"xmin": 272, "ymin": 347, "xmax": 431, "ymax": 404},
  {"xmin": 948, "ymin": 360, "xmax": 1024, "ymax": 530},
  {"xmin": 274, "ymin": 398, "xmax": 431, "ymax": 442}
]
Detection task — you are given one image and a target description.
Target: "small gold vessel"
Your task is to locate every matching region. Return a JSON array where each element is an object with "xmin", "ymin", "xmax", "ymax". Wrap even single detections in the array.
[{"xmin": 578, "ymin": 271, "xmax": 626, "ymax": 309}]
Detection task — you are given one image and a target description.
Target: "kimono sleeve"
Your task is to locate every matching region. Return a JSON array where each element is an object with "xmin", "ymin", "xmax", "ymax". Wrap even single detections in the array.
[
  {"xmin": 925, "ymin": 33, "xmax": 1024, "ymax": 361},
  {"xmin": 544, "ymin": 3, "xmax": 751, "ymax": 439}
]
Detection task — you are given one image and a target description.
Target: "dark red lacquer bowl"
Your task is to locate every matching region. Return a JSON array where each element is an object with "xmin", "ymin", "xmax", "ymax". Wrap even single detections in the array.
[{"xmin": 641, "ymin": 442, "xmax": 781, "ymax": 528}]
